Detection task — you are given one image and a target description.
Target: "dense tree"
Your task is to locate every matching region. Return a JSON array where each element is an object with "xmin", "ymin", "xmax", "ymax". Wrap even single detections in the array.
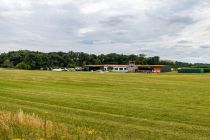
[
  {"xmin": 0, "ymin": 53, "xmax": 6, "ymax": 64},
  {"xmin": 147, "ymin": 56, "xmax": 160, "ymax": 65},
  {"xmin": 0, "ymin": 50, "xmax": 205, "ymax": 70}
]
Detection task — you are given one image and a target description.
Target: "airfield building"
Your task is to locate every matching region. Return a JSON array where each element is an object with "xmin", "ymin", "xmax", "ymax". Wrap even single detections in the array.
[
  {"xmin": 84, "ymin": 65, "xmax": 128, "ymax": 72},
  {"xmin": 84, "ymin": 64, "xmax": 171, "ymax": 73},
  {"xmin": 136, "ymin": 65, "xmax": 171, "ymax": 73}
]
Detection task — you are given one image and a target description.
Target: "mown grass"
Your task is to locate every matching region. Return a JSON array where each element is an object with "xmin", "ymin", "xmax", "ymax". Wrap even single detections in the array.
[{"xmin": 0, "ymin": 69, "xmax": 210, "ymax": 139}]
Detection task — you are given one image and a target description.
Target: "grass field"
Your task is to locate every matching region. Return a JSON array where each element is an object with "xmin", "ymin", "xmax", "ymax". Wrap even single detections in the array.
[{"xmin": 0, "ymin": 70, "xmax": 210, "ymax": 139}]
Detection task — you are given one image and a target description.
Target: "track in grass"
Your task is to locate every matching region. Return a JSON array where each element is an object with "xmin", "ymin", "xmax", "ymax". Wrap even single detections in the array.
[{"xmin": 1, "ymin": 70, "xmax": 210, "ymax": 139}]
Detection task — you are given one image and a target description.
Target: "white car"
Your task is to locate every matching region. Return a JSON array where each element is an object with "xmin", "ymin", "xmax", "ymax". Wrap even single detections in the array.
[{"xmin": 52, "ymin": 68, "xmax": 64, "ymax": 71}]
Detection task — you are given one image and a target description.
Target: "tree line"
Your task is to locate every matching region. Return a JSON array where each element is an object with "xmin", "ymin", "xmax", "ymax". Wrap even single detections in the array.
[{"xmin": 0, "ymin": 50, "xmax": 208, "ymax": 70}]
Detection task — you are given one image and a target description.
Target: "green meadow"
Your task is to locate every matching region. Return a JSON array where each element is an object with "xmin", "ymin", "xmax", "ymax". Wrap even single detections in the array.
[{"xmin": 1, "ymin": 69, "xmax": 210, "ymax": 139}]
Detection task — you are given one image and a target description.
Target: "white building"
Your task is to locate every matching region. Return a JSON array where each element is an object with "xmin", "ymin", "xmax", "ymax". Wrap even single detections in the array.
[
  {"xmin": 84, "ymin": 65, "xmax": 129, "ymax": 72},
  {"xmin": 104, "ymin": 65, "xmax": 128, "ymax": 72}
]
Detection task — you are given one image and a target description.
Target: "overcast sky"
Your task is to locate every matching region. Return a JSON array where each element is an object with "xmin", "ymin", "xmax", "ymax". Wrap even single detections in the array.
[{"xmin": 0, "ymin": 0, "xmax": 210, "ymax": 63}]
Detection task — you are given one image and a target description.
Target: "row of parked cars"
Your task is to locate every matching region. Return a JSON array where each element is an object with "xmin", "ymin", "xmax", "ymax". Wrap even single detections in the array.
[{"xmin": 40, "ymin": 67, "xmax": 84, "ymax": 72}]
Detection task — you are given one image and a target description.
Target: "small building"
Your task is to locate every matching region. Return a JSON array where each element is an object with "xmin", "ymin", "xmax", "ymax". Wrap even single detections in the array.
[
  {"xmin": 83, "ymin": 65, "xmax": 104, "ymax": 71},
  {"xmin": 109, "ymin": 65, "xmax": 128, "ymax": 72},
  {"xmin": 84, "ymin": 64, "xmax": 171, "ymax": 73},
  {"xmin": 136, "ymin": 65, "xmax": 171, "ymax": 73},
  {"xmin": 84, "ymin": 65, "xmax": 128, "ymax": 72}
]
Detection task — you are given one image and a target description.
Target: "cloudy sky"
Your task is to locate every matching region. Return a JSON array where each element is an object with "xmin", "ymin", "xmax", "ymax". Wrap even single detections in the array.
[{"xmin": 0, "ymin": 0, "xmax": 210, "ymax": 63}]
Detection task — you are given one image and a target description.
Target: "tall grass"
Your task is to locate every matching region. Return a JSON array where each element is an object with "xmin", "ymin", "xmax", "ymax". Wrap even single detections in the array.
[{"xmin": 0, "ymin": 110, "xmax": 102, "ymax": 140}]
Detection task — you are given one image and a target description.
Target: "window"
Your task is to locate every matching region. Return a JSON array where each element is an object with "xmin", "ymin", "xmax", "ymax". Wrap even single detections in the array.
[
  {"xmin": 114, "ymin": 68, "xmax": 118, "ymax": 70},
  {"xmin": 124, "ymin": 68, "xmax": 127, "ymax": 70},
  {"xmin": 119, "ymin": 68, "xmax": 123, "ymax": 71}
]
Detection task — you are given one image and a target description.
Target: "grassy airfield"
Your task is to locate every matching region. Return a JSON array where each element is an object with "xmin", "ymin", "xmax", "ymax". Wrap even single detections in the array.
[{"xmin": 0, "ymin": 69, "xmax": 210, "ymax": 139}]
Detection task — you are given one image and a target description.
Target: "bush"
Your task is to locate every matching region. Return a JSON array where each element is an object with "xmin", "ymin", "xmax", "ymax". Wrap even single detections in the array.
[
  {"xmin": 16, "ymin": 62, "xmax": 31, "ymax": 70},
  {"xmin": 67, "ymin": 63, "xmax": 76, "ymax": 68},
  {"xmin": 204, "ymin": 68, "xmax": 210, "ymax": 73},
  {"xmin": 2, "ymin": 59, "xmax": 14, "ymax": 68}
]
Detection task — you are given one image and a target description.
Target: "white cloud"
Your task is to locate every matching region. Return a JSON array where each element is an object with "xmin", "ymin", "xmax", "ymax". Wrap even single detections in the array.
[
  {"xmin": 0, "ymin": 0, "xmax": 210, "ymax": 63},
  {"xmin": 0, "ymin": 0, "xmax": 32, "ymax": 10},
  {"xmin": 0, "ymin": 10, "xmax": 32, "ymax": 17},
  {"xmin": 78, "ymin": 27, "xmax": 96, "ymax": 36},
  {"xmin": 80, "ymin": 2, "xmax": 109, "ymax": 14},
  {"xmin": 39, "ymin": 0, "xmax": 73, "ymax": 6}
]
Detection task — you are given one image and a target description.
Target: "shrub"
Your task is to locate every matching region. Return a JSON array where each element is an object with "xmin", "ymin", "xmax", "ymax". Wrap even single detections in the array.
[
  {"xmin": 16, "ymin": 62, "xmax": 31, "ymax": 70},
  {"xmin": 2, "ymin": 59, "xmax": 14, "ymax": 68},
  {"xmin": 204, "ymin": 68, "xmax": 210, "ymax": 73}
]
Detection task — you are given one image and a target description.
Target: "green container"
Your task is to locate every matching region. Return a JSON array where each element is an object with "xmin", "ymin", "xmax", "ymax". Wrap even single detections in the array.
[
  {"xmin": 161, "ymin": 65, "xmax": 172, "ymax": 72},
  {"xmin": 178, "ymin": 68, "xmax": 204, "ymax": 73}
]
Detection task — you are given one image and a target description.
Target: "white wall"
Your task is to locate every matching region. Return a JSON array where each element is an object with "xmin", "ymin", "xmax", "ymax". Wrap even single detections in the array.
[{"xmin": 112, "ymin": 66, "xmax": 128, "ymax": 72}]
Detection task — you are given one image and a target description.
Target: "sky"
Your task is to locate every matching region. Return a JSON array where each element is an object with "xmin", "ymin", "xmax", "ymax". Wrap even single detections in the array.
[{"xmin": 0, "ymin": 0, "xmax": 210, "ymax": 63}]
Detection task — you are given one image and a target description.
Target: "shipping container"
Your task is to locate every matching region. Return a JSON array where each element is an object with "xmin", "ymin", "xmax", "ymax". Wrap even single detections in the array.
[{"xmin": 178, "ymin": 68, "xmax": 204, "ymax": 73}]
